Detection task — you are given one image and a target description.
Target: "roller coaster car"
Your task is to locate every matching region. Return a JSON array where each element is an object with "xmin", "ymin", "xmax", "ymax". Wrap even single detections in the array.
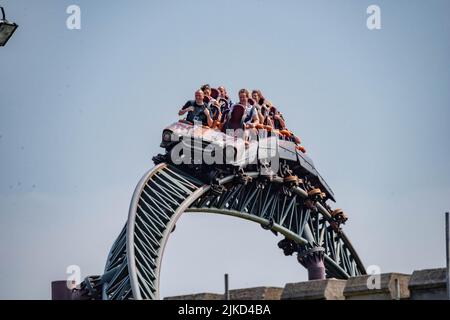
[
  {"xmin": 160, "ymin": 119, "xmax": 258, "ymax": 168},
  {"xmin": 160, "ymin": 117, "xmax": 336, "ymax": 202}
]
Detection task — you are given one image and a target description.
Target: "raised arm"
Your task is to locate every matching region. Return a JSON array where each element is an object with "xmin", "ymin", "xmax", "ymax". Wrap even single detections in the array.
[{"xmin": 179, "ymin": 105, "xmax": 193, "ymax": 116}]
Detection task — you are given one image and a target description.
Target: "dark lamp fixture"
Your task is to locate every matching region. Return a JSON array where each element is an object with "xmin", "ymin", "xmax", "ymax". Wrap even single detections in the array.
[{"xmin": 0, "ymin": 7, "xmax": 18, "ymax": 47}]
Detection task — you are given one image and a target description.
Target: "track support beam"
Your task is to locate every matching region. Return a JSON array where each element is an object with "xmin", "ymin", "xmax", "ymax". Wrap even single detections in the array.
[{"xmin": 298, "ymin": 246, "xmax": 326, "ymax": 280}]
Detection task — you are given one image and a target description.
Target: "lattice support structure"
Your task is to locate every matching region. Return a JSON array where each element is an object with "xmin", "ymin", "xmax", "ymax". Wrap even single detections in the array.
[{"xmin": 67, "ymin": 163, "xmax": 365, "ymax": 300}]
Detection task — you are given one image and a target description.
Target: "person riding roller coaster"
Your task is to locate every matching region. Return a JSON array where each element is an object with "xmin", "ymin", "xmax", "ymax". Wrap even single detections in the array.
[
  {"xmin": 269, "ymin": 106, "xmax": 286, "ymax": 130},
  {"xmin": 200, "ymin": 84, "xmax": 233, "ymax": 130},
  {"xmin": 179, "ymin": 86, "xmax": 302, "ymax": 147},
  {"xmin": 218, "ymin": 86, "xmax": 233, "ymax": 109},
  {"xmin": 236, "ymin": 89, "xmax": 259, "ymax": 129},
  {"xmin": 251, "ymin": 89, "xmax": 271, "ymax": 125},
  {"xmin": 178, "ymin": 90, "xmax": 213, "ymax": 127}
]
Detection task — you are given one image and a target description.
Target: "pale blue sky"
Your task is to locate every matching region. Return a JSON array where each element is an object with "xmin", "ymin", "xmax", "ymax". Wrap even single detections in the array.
[{"xmin": 0, "ymin": 0, "xmax": 449, "ymax": 299}]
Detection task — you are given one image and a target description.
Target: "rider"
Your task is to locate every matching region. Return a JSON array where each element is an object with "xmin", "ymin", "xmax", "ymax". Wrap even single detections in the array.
[
  {"xmin": 201, "ymin": 84, "xmax": 219, "ymax": 106},
  {"xmin": 218, "ymin": 86, "xmax": 233, "ymax": 109},
  {"xmin": 251, "ymin": 89, "xmax": 273, "ymax": 125},
  {"xmin": 178, "ymin": 90, "xmax": 213, "ymax": 127},
  {"xmin": 269, "ymin": 106, "xmax": 286, "ymax": 130},
  {"xmin": 237, "ymin": 89, "xmax": 259, "ymax": 129}
]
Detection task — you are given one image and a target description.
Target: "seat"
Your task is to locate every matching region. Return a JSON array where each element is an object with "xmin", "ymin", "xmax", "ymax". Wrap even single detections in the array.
[
  {"xmin": 269, "ymin": 106, "xmax": 278, "ymax": 115},
  {"xmin": 224, "ymin": 104, "xmax": 245, "ymax": 131},
  {"xmin": 210, "ymin": 88, "xmax": 220, "ymax": 100},
  {"xmin": 210, "ymin": 104, "xmax": 221, "ymax": 120},
  {"xmin": 218, "ymin": 98, "xmax": 229, "ymax": 111}
]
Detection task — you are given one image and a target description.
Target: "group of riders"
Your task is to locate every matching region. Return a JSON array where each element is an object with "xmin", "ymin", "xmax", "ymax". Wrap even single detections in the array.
[
  {"xmin": 178, "ymin": 84, "xmax": 301, "ymax": 145},
  {"xmin": 176, "ymin": 86, "xmax": 349, "ymax": 225}
]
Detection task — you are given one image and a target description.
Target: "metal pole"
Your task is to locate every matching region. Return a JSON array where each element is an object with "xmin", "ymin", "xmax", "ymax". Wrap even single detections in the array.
[
  {"xmin": 224, "ymin": 273, "xmax": 230, "ymax": 300},
  {"xmin": 446, "ymin": 212, "xmax": 450, "ymax": 300},
  {"xmin": 394, "ymin": 278, "xmax": 400, "ymax": 300}
]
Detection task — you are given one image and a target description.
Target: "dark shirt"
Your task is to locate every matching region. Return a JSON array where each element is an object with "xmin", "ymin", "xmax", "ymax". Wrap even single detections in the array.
[
  {"xmin": 273, "ymin": 118, "xmax": 283, "ymax": 130},
  {"xmin": 182, "ymin": 100, "xmax": 209, "ymax": 126}
]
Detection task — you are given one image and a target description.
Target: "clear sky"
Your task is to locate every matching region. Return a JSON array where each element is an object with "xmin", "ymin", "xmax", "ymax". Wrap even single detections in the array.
[{"xmin": 1, "ymin": 0, "xmax": 449, "ymax": 299}]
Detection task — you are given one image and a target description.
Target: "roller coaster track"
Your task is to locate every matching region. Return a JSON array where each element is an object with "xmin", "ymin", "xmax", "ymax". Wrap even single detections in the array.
[{"xmin": 80, "ymin": 163, "xmax": 365, "ymax": 300}]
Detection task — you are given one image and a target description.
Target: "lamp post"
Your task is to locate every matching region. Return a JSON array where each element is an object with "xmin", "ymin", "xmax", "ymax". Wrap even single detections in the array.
[
  {"xmin": 0, "ymin": 7, "xmax": 18, "ymax": 47},
  {"xmin": 224, "ymin": 273, "xmax": 230, "ymax": 300},
  {"xmin": 446, "ymin": 212, "xmax": 449, "ymax": 300}
]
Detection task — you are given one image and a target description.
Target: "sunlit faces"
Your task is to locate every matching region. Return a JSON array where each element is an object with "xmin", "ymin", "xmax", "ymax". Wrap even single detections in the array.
[
  {"xmin": 218, "ymin": 86, "xmax": 226, "ymax": 97},
  {"xmin": 238, "ymin": 89, "xmax": 249, "ymax": 105},
  {"xmin": 194, "ymin": 90, "xmax": 204, "ymax": 104}
]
